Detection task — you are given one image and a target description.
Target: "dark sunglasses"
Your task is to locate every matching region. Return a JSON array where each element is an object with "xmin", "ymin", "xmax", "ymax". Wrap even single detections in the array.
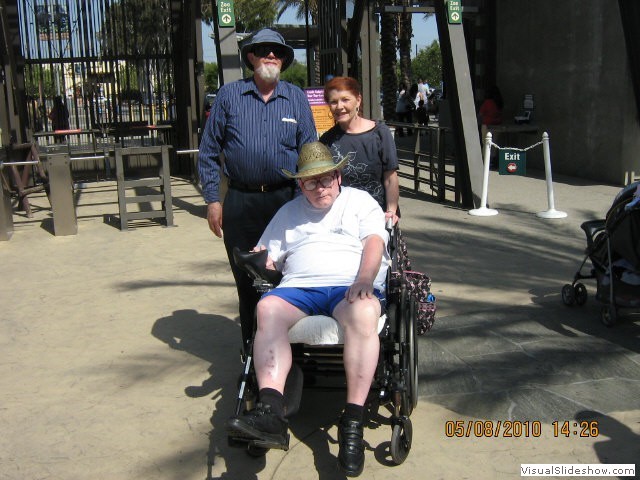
[{"xmin": 252, "ymin": 44, "xmax": 288, "ymax": 59}]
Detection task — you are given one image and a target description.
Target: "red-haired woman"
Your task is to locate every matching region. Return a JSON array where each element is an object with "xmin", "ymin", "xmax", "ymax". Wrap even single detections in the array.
[{"xmin": 320, "ymin": 76, "xmax": 400, "ymax": 225}]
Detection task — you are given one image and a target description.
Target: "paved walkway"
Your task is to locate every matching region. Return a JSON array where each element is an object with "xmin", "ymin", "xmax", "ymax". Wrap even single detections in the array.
[{"xmin": 1, "ymin": 169, "xmax": 638, "ymax": 479}]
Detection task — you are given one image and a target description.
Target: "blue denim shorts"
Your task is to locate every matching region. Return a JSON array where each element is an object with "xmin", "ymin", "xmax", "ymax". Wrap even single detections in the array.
[{"xmin": 262, "ymin": 286, "xmax": 385, "ymax": 316}]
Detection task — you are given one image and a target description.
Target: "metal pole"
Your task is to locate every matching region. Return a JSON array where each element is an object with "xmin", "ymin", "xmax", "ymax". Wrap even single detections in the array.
[
  {"xmin": 536, "ymin": 132, "xmax": 567, "ymax": 219},
  {"xmin": 469, "ymin": 132, "xmax": 498, "ymax": 216}
]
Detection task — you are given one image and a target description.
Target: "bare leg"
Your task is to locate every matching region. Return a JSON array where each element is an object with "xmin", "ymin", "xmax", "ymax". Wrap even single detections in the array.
[
  {"xmin": 333, "ymin": 297, "xmax": 381, "ymax": 405},
  {"xmin": 253, "ymin": 295, "xmax": 307, "ymax": 393}
]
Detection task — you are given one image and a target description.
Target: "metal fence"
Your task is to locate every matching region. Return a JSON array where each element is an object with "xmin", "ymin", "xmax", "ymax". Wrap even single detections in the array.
[
  {"xmin": 17, "ymin": 0, "xmax": 176, "ymax": 138},
  {"xmin": 386, "ymin": 121, "xmax": 462, "ymax": 205}
]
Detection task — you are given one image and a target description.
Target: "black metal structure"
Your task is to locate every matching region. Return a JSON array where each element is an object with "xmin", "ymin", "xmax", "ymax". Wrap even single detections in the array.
[
  {"xmin": 1, "ymin": 0, "xmax": 485, "ymax": 205},
  {"xmin": 1, "ymin": 0, "xmax": 203, "ymax": 173}
]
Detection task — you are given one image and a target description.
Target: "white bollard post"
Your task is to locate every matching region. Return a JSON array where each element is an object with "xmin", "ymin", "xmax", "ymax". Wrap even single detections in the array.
[
  {"xmin": 536, "ymin": 132, "xmax": 567, "ymax": 219},
  {"xmin": 469, "ymin": 132, "xmax": 499, "ymax": 216}
]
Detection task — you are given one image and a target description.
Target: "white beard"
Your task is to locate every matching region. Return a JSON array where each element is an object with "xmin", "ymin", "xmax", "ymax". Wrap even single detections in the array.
[{"xmin": 255, "ymin": 64, "xmax": 281, "ymax": 83}]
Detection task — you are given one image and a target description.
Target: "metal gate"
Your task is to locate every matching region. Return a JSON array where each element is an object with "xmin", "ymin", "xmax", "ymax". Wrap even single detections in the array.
[{"xmin": 17, "ymin": 0, "xmax": 176, "ymax": 136}]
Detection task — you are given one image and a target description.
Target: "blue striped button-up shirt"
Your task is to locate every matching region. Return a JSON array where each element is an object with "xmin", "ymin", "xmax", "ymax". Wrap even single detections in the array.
[{"xmin": 198, "ymin": 77, "xmax": 317, "ymax": 203}]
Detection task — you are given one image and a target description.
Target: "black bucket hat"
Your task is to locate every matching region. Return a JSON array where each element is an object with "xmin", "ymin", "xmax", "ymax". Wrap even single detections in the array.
[{"xmin": 240, "ymin": 28, "xmax": 294, "ymax": 72}]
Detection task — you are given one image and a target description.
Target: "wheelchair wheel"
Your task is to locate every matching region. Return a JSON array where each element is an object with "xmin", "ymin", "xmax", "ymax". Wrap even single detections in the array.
[
  {"xmin": 398, "ymin": 288, "xmax": 418, "ymax": 416},
  {"xmin": 390, "ymin": 416, "xmax": 412, "ymax": 465}
]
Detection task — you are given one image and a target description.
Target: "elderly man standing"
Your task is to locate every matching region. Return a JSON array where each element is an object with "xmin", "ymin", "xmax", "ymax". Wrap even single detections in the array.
[
  {"xmin": 198, "ymin": 28, "xmax": 317, "ymax": 348},
  {"xmin": 227, "ymin": 142, "xmax": 389, "ymax": 477}
]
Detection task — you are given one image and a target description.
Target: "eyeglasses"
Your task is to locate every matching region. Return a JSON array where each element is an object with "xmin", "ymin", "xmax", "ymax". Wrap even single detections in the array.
[
  {"xmin": 301, "ymin": 173, "xmax": 336, "ymax": 191},
  {"xmin": 252, "ymin": 45, "xmax": 288, "ymax": 59}
]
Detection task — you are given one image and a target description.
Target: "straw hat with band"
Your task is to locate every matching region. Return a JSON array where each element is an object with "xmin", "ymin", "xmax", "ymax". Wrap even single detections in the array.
[
  {"xmin": 282, "ymin": 142, "xmax": 349, "ymax": 179},
  {"xmin": 241, "ymin": 28, "xmax": 295, "ymax": 72}
]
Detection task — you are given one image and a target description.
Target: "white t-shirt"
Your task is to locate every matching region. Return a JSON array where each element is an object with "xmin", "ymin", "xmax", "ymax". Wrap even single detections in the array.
[{"xmin": 258, "ymin": 187, "xmax": 390, "ymax": 291}]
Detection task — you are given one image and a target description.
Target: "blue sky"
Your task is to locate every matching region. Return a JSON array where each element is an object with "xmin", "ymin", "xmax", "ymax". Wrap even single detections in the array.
[{"xmin": 201, "ymin": 10, "xmax": 438, "ymax": 64}]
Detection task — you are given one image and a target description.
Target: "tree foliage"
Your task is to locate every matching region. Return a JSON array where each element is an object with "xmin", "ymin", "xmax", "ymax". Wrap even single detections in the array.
[
  {"xmin": 280, "ymin": 60, "xmax": 307, "ymax": 88},
  {"xmin": 276, "ymin": 0, "xmax": 316, "ymax": 21},
  {"xmin": 411, "ymin": 40, "xmax": 442, "ymax": 89},
  {"xmin": 204, "ymin": 62, "xmax": 219, "ymax": 92}
]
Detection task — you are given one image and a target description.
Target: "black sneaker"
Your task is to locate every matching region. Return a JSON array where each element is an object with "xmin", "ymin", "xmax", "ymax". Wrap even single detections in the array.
[
  {"xmin": 337, "ymin": 416, "xmax": 365, "ymax": 477},
  {"xmin": 226, "ymin": 403, "xmax": 289, "ymax": 449}
]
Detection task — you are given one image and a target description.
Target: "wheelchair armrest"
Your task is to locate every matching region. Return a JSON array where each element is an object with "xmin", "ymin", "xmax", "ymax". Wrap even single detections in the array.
[{"xmin": 232, "ymin": 247, "xmax": 283, "ymax": 285}]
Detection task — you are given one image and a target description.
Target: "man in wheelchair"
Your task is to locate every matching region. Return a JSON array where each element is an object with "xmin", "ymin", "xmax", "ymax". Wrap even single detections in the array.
[{"xmin": 226, "ymin": 142, "xmax": 390, "ymax": 477}]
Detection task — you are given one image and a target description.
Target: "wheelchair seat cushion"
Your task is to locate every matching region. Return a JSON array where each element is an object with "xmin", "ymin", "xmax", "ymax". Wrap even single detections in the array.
[{"xmin": 288, "ymin": 314, "xmax": 387, "ymax": 346}]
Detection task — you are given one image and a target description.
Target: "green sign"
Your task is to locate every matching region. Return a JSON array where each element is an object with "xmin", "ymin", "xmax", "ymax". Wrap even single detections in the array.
[
  {"xmin": 218, "ymin": 0, "xmax": 235, "ymax": 27},
  {"xmin": 499, "ymin": 149, "xmax": 527, "ymax": 176},
  {"xmin": 448, "ymin": 0, "xmax": 462, "ymax": 24}
]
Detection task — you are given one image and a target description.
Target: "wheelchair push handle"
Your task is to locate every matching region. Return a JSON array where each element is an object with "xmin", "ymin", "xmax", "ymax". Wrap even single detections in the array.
[{"xmin": 385, "ymin": 217, "xmax": 394, "ymax": 231}]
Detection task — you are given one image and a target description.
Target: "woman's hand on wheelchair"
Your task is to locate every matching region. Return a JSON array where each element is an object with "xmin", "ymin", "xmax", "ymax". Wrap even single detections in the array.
[{"xmin": 385, "ymin": 211, "xmax": 399, "ymax": 227}]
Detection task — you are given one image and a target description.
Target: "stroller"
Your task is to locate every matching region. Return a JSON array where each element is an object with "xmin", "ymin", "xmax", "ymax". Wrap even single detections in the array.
[
  {"xmin": 562, "ymin": 181, "xmax": 640, "ymax": 326},
  {"xmin": 228, "ymin": 223, "xmax": 436, "ymax": 464}
]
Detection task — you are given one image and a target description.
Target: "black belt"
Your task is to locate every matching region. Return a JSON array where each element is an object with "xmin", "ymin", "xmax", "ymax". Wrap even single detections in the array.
[{"xmin": 227, "ymin": 179, "xmax": 294, "ymax": 193}]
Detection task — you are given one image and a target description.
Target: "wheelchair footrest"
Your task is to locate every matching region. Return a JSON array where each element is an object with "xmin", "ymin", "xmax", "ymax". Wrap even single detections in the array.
[
  {"xmin": 251, "ymin": 435, "xmax": 290, "ymax": 451},
  {"xmin": 227, "ymin": 434, "xmax": 290, "ymax": 451}
]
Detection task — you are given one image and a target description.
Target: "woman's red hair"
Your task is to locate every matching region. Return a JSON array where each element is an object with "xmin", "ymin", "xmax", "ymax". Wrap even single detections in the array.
[{"xmin": 323, "ymin": 76, "xmax": 362, "ymax": 103}]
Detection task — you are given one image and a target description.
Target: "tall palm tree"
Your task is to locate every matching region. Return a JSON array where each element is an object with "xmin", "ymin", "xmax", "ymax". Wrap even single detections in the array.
[
  {"xmin": 380, "ymin": 7, "xmax": 397, "ymax": 121},
  {"xmin": 398, "ymin": 0, "xmax": 412, "ymax": 89}
]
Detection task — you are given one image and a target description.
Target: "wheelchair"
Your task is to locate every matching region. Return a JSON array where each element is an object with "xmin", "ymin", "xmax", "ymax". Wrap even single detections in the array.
[{"xmin": 228, "ymin": 223, "xmax": 419, "ymax": 465}]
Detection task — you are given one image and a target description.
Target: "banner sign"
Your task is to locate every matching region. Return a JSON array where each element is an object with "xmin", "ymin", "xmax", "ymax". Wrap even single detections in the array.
[{"xmin": 305, "ymin": 88, "xmax": 335, "ymax": 136}]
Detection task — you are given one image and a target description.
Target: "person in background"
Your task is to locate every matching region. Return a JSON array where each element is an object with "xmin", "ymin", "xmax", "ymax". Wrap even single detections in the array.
[
  {"xmin": 394, "ymin": 82, "xmax": 411, "ymax": 137},
  {"xmin": 198, "ymin": 28, "xmax": 317, "ymax": 348},
  {"xmin": 48, "ymin": 95, "xmax": 69, "ymax": 143},
  {"xmin": 478, "ymin": 85, "xmax": 504, "ymax": 130},
  {"xmin": 417, "ymin": 78, "xmax": 430, "ymax": 100},
  {"xmin": 415, "ymin": 99, "xmax": 428, "ymax": 126},
  {"xmin": 320, "ymin": 76, "xmax": 400, "ymax": 225},
  {"xmin": 478, "ymin": 85, "xmax": 504, "ymax": 167}
]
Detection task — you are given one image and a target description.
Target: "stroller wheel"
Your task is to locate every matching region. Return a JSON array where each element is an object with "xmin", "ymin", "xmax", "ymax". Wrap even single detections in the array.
[
  {"xmin": 574, "ymin": 283, "xmax": 588, "ymax": 306},
  {"xmin": 561, "ymin": 284, "xmax": 576, "ymax": 305},
  {"xmin": 600, "ymin": 306, "xmax": 617, "ymax": 327}
]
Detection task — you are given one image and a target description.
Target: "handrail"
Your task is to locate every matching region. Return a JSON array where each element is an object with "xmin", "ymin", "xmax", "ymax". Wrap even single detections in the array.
[{"xmin": 384, "ymin": 121, "xmax": 460, "ymax": 204}]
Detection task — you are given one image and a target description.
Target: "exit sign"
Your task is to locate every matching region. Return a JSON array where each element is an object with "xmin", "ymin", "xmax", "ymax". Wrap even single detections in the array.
[
  {"xmin": 448, "ymin": 0, "xmax": 462, "ymax": 24},
  {"xmin": 218, "ymin": 0, "xmax": 235, "ymax": 27},
  {"xmin": 499, "ymin": 150, "xmax": 527, "ymax": 176}
]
